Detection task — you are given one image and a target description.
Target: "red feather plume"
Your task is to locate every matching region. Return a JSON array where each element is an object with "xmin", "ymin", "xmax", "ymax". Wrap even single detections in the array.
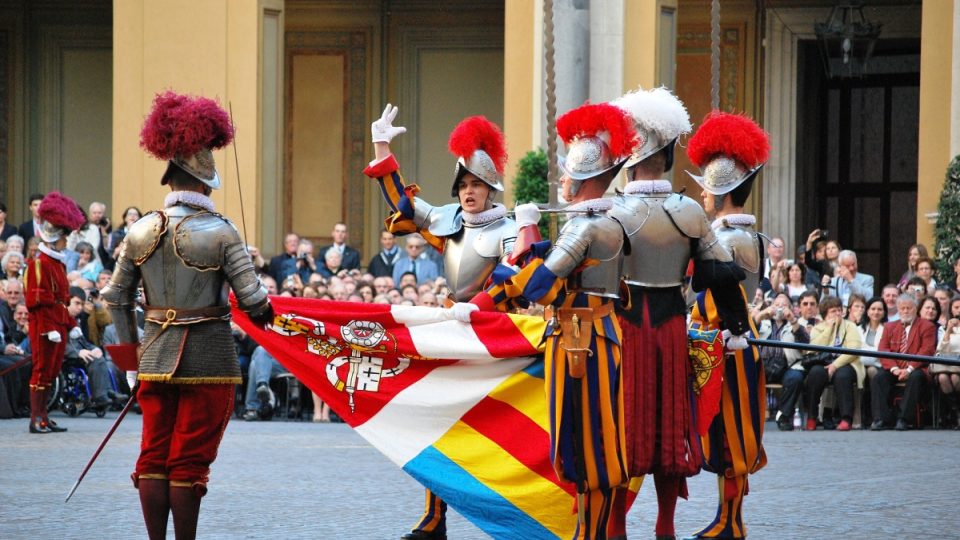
[
  {"xmin": 447, "ymin": 116, "xmax": 507, "ymax": 174},
  {"xmin": 556, "ymin": 102, "xmax": 637, "ymax": 160},
  {"xmin": 686, "ymin": 111, "xmax": 770, "ymax": 168},
  {"xmin": 140, "ymin": 91, "xmax": 235, "ymax": 161},
  {"xmin": 38, "ymin": 191, "xmax": 86, "ymax": 232}
]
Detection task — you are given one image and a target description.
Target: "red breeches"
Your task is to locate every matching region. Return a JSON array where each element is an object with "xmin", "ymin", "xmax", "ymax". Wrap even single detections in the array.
[
  {"xmin": 28, "ymin": 329, "xmax": 67, "ymax": 389},
  {"xmin": 619, "ymin": 308, "xmax": 701, "ymax": 478},
  {"xmin": 134, "ymin": 381, "xmax": 234, "ymax": 492}
]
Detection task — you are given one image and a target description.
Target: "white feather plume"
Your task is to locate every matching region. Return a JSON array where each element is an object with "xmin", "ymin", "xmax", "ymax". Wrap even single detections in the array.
[{"xmin": 612, "ymin": 86, "xmax": 692, "ymax": 143}]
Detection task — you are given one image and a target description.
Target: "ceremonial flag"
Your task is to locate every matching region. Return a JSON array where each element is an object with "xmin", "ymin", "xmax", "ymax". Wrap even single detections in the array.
[{"xmin": 232, "ymin": 296, "xmax": 578, "ymax": 539}]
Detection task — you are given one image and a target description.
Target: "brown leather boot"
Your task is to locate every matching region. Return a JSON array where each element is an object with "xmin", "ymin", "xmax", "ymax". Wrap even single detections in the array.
[
  {"xmin": 169, "ymin": 484, "xmax": 202, "ymax": 540},
  {"xmin": 138, "ymin": 478, "xmax": 170, "ymax": 540}
]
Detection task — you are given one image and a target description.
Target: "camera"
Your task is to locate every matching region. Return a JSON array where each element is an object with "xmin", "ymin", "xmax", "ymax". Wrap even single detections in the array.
[
  {"xmin": 911, "ymin": 285, "xmax": 924, "ymax": 294},
  {"xmin": 819, "ymin": 229, "xmax": 829, "ymax": 239},
  {"xmin": 298, "ymin": 252, "xmax": 309, "ymax": 260},
  {"xmin": 775, "ymin": 307, "xmax": 784, "ymax": 320},
  {"xmin": 99, "ymin": 217, "xmax": 109, "ymax": 227}
]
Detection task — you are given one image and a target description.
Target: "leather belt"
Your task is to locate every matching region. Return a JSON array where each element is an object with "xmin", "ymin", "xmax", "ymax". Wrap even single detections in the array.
[
  {"xmin": 543, "ymin": 300, "xmax": 614, "ymax": 322},
  {"xmin": 144, "ymin": 305, "xmax": 231, "ymax": 329}
]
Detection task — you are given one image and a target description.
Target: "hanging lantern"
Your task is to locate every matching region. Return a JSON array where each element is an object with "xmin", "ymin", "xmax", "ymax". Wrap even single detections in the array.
[{"xmin": 814, "ymin": 3, "xmax": 883, "ymax": 79}]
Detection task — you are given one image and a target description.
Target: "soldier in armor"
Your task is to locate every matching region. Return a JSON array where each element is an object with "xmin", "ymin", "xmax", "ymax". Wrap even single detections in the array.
[
  {"xmin": 25, "ymin": 191, "xmax": 86, "ymax": 434},
  {"xmin": 362, "ymin": 105, "xmax": 518, "ymax": 540},
  {"xmin": 683, "ymin": 112, "xmax": 771, "ymax": 540},
  {"xmin": 605, "ymin": 88, "xmax": 749, "ymax": 540},
  {"xmin": 464, "ymin": 102, "xmax": 635, "ymax": 540},
  {"xmin": 101, "ymin": 92, "xmax": 273, "ymax": 540}
]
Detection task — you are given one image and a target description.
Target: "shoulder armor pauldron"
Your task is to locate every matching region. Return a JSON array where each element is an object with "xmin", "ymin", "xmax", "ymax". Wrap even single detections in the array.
[
  {"xmin": 425, "ymin": 202, "xmax": 463, "ymax": 237},
  {"xmin": 663, "ymin": 194, "xmax": 709, "ymax": 239},
  {"xmin": 717, "ymin": 226, "xmax": 761, "ymax": 273},
  {"xmin": 124, "ymin": 211, "xmax": 168, "ymax": 265},
  {"xmin": 173, "ymin": 212, "xmax": 240, "ymax": 271},
  {"xmin": 609, "ymin": 195, "xmax": 651, "ymax": 237}
]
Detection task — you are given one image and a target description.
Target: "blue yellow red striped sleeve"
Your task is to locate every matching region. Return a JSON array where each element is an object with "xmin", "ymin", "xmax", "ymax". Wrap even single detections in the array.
[
  {"xmin": 364, "ymin": 154, "xmax": 445, "ymax": 251},
  {"xmin": 472, "ymin": 258, "xmax": 566, "ymax": 311}
]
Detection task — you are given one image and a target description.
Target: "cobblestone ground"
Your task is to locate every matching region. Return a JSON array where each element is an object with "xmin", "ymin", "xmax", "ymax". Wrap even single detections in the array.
[{"xmin": 2, "ymin": 411, "xmax": 958, "ymax": 539}]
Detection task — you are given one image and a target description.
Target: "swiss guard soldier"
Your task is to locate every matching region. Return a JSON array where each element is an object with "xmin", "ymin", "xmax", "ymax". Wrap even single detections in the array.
[
  {"xmin": 102, "ymin": 91, "xmax": 273, "ymax": 540},
  {"xmin": 465, "ymin": 102, "xmax": 636, "ymax": 540},
  {"xmin": 25, "ymin": 191, "xmax": 86, "ymax": 433},
  {"xmin": 605, "ymin": 89, "xmax": 748, "ymax": 540},
  {"xmin": 684, "ymin": 112, "xmax": 771, "ymax": 540},
  {"xmin": 363, "ymin": 105, "xmax": 518, "ymax": 540}
]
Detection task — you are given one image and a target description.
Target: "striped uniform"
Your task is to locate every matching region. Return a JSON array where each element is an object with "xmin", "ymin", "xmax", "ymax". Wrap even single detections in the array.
[{"xmin": 688, "ymin": 289, "xmax": 767, "ymax": 539}]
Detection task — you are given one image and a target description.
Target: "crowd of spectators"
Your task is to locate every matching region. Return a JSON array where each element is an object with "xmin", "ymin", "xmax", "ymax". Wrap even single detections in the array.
[
  {"xmin": 3, "ymin": 195, "xmax": 960, "ymax": 433},
  {"xmin": 760, "ymin": 229, "xmax": 960, "ymax": 431}
]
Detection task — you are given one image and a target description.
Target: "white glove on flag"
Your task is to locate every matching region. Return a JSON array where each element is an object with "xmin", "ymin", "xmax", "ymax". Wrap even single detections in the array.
[{"xmin": 451, "ymin": 302, "xmax": 479, "ymax": 323}]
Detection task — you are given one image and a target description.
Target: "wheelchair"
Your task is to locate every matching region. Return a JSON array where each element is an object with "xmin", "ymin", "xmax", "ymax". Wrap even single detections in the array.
[{"xmin": 52, "ymin": 361, "xmax": 123, "ymax": 418}]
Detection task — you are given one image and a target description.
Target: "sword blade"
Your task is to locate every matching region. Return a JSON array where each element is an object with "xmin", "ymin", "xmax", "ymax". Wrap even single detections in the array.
[
  {"xmin": 746, "ymin": 338, "xmax": 958, "ymax": 366},
  {"xmin": 65, "ymin": 385, "xmax": 138, "ymax": 503}
]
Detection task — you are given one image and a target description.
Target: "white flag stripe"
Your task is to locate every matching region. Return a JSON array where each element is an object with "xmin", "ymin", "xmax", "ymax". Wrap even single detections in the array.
[
  {"xmin": 354, "ymin": 356, "xmax": 536, "ymax": 466},
  {"xmin": 391, "ymin": 305, "xmax": 495, "ymax": 361}
]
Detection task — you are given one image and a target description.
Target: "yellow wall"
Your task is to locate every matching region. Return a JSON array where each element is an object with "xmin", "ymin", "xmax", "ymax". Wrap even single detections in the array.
[
  {"xmin": 503, "ymin": 0, "xmax": 538, "ymax": 207},
  {"xmin": 917, "ymin": 0, "xmax": 955, "ymax": 247},
  {"xmin": 113, "ymin": 0, "xmax": 275, "ymax": 246}
]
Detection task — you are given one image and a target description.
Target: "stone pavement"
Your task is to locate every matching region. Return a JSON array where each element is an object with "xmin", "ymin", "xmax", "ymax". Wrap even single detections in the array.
[{"xmin": 1, "ymin": 411, "xmax": 958, "ymax": 539}]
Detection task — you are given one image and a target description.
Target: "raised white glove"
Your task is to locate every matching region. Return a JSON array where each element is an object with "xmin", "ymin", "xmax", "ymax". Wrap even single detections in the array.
[
  {"xmin": 371, "ymin": 104, "xmax": 407, "ymax": 143},
  {"xmin": 451, "ymin": 302, "xmax": 479, "ymax": 323},
  {"xmin": 514, "ymin": 203, "xmax": 542, "ymax": 228},
  {"xmin": 46, "ymin": 331, "xmax": 62, "ymax": 343},
  {"xmin": 722, "ymin": 329, "xmax": 749, "ymax": 351},
  {"xmin": 68, "ymin": 327, "xmax": 83, "ymax": 340}
]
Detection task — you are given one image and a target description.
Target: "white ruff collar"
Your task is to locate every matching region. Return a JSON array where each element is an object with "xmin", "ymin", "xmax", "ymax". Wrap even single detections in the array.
[
  {"xmin": 462, "ymin": 204, "xmax": 506, "ymax": 226},
  {"xmin": 566, "ymin": 198, "xmax": 614, "ymax": 213},
  {"xmin": 623, "ymin": 180, "xmax": 673, "ymax": 195},
  {"xmin": 164, "ymin": 191, "xmax": 216, "ymax": 212},
  {"xmin": 38, "ymin": 243, "xmax": 66, "ymax": 262},
  {"xmin": 713, "ymin": 213, "xmax": 756, "ymax": 229}
]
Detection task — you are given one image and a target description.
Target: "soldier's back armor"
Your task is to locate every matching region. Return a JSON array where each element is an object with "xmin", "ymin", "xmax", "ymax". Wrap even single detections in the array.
[
  {"xmin": 102, "ymin": 202, "xmax": 269, "ymax": 383},
  {"xmin": 548, "ymin": 212, "xmax": 625, "ymax": 298},
  {"xmin": 610, "ymin": 192, "xmax": 729, "ymax": 288},
  {"xmin": 714, "ymin": 218, "xmax": 763, "ymax": 301},
  {"xmin": 415, "ymin": 201, "xmax": 518, "ymax": 302}
]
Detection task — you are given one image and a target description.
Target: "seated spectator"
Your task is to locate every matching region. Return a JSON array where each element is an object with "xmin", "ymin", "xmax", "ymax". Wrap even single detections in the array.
[
  {"xmin": 755, "ymin": 292, "xmax": 809, "ymax": 431},
  {"xmin": 74, "ymin": 241, "xmax": 103, "ymax": 283},
  {"xmin": 824, "ymin": 250, "xmax": 874, "ymax": 306},
  {"xmin": 897, "ymin": 243, "xmax": 928, "ymax": 289},
  {"xmin": 397, "ymin": 271, "xmax": 418, "ymax": 290},
  {"xmin": 95, "ymin": 269, "xmax": 113, "ymax": 292},
  {"xmin": 797, "ymin": 290, "xmax": 822, "ymax": 329},
  {"xmin": 913, "ymin": 256, "xmax": 938, "ymax": 294},
  {"xmin": 25, "ymin": 236, "xmax": 39, "ymax": 262},
  {"xmin": 327, "ymin": 281, "xmax": 348, "ymax": 301},
  {"xmin": 373, "ymin": 276, "xmax": 394, "ymax": 297},
  {"xmin": 903, "ymin": 277, "xmax": 928, "ymax": 302},
  {"xmin": 807, "ymin": 296, "xmax": 863, "ymax": 431},
  {"xmin": 5, "ymin": 234, "xmax": 23, "ymax": 256},
  {"xmin": 845, "ymin": 293, "xmax": 867, "ymax": 325},
  {"xmin": 1, "ymin": 250, "xmax": 22, "ymax": 280},
  {"xmin": 858, "ymin": 297, "xmax": 888, "ymax": 386},
  {"xmin": 0, "ymin": 280, "xmax": 22, "ymax": 343},
  {"xmin": 293, "ymin": 239, "xmax": 317, "ymax": 283},
  {"xmin": 346, "ymin": 294, "xmax": 364, "ymax": 303},
  {"xmin": 0, "ymin": 316, "xmax": 30, "ymax": 418},
  {"xmin": 417, "ymin": 292, "xmax": 439, "ymax": 307},
  {"xmin": 10, "ymin": 303, "xmax": 29, "ymax": 347},
  {"xmin": 108, "ymin": 206, "xmax": 142, "ymax": 260},
  {"xmin": 318, "ymin": 248, "xmax": 343, "ymax": 280},
  {"xmin": 356, "ymin": 282, "xmax": 375, "ymax": 303},
  {"xmin": 367, "ymin": 229, "xmax": 401, "ymax": 278},
  {"xmin": 919, "ymin": 295, "xmax": 944, "ymax": 342},
  {"xmin": 302, "ymin": 286, "xmax": 320, "ymax": 299},
  {"xmin": 933, "ymin": 287, "xmax": 955, "ymax": 327},
  {"xmin": 932, "ymin": 316, "xmax": 960, "ymax": 429},
  {"xmin": 882, "ymin": 283, "xmax": 901, "ymax": 322},
  {"xmin": 770, "ymin": 261, "xmax": 810, "ymax": 301},
  {"xmin": 82, "ymin": 288, "xmax": 112, "ymax": 346},
  {"xmin": 64, "ymin": 288, "xmax": 126, "ymax": 408},
  {"xmin": 392, "ymin": 234, "xmax": 439, "ymax": 285},
  {"xmin": 280, "ymin": 273, "xmax": 305, "ymax": 297},
  {"xmin": 401, "ymin": 284, "xmax": 420, "ymax": 303},
  {"xmin": 373, "ymin": 294, "xmax": 391, "ymax": 304},
  {"xmin": 871, "ymin": 294, "xmax": 937, "ymax": 431},
  {"xmin": 242, "ymin": 346, "xmax": 291, "ymax": 421}
]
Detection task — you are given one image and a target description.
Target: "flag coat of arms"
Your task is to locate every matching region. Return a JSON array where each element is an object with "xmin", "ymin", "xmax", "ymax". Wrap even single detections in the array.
[{"xmin": 232, "ymin": 296, "xmax": 578, "ymax": 538}]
